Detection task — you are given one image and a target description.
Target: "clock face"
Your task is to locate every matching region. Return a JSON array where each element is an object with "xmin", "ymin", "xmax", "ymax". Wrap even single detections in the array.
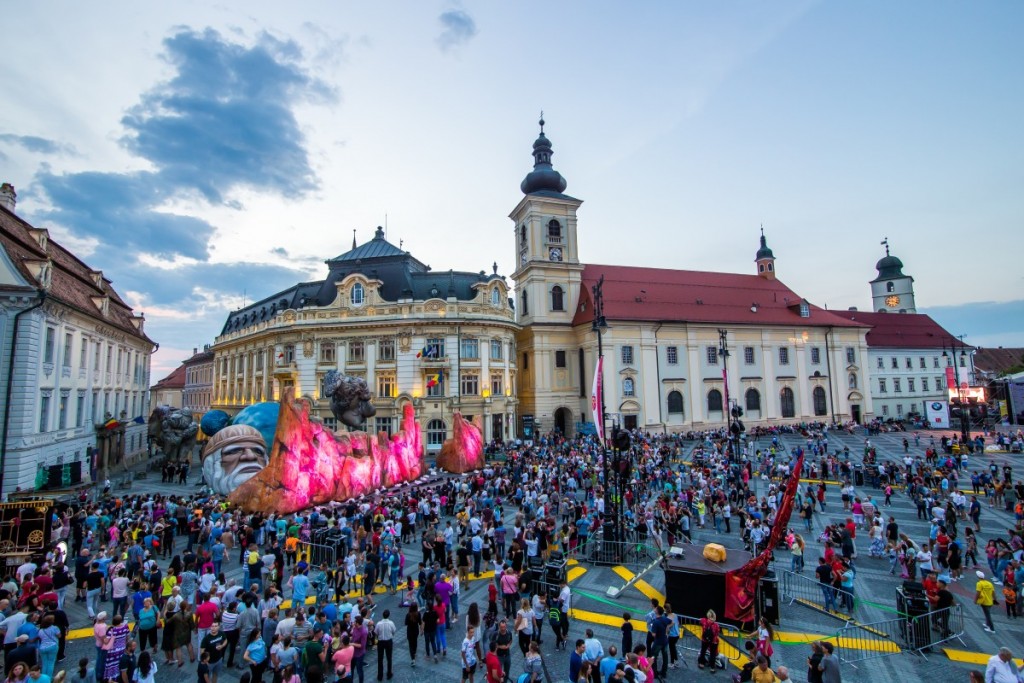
[
  {"xmin": 885, "ymin": 295, "xmax": 901, "ymax": 307},
  {"xmin": 549, "ymin": 247, "xmax": 562, "ymax": 262}
]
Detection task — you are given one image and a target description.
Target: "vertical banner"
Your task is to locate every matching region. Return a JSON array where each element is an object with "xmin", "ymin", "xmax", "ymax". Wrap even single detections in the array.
[
  {"xmin": 591, "ymin": 356, "xmax": 604, "ymax": 441},
  {"xmin": 945, "ymin": 366, "xmax": 957, "ymax": 391}
]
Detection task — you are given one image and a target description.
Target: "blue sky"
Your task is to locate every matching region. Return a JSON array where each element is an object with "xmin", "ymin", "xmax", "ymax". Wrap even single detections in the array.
[{"xmin": 0, "ymin": 1, "xmax": 1021, "ymax": 377}]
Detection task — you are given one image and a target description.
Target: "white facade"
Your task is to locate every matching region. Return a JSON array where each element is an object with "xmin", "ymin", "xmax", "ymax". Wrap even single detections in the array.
[
  {"xmin": 867, "ymin": 347, "xmax": 974, "ymax": 420},
  {"xmin": 1, "ymin": 191, "xmax": 154, "ymax": 495}
]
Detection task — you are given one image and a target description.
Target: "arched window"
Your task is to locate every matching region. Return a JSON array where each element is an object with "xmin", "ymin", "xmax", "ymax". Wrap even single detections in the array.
[
  {"xmin": 745, "ymin": 388, "xmax": 761, "ymax": 412},
  {"xmin": 813, "ymin": 386, "xmax": 828, "ymax": 416},
  {"xmin": 426, "ymin": 419, "xmax": 447, "ymax": 447},
  {"xmin": 780, "ymin": 387, "xmax": 796, "ymax": 418},
  {"xmin": 520, "ymin": 225, "xmax": 527, "ymax": 244},
  {"xmin": 886, "ymin": 281, "xmax": 895, "ymax": 293},
  {"xmin": 707, "ymin": 389, "xmax": 723, "ymax": 413},
  {"xmin": 667, "ymin": 391, "xmax": 684, "ymax": 415},
  {"xmin": 350, "ymin": 283, "xmax": 364, "ymax": 305},
  {"xmin": 623, "ymin": 378, "xmax": 635, "ymax": 397},
  {"xmin": 491, "ymin": 288, "xmax": 500, "ymax": 306},
  {"xmin": 521, "ymin": 290, "xmax": 529, "ymax": 315},
  {"xmin": 548, "ymin": 219, "xmax": 562, "ymax": 241},
  {"xmin": 848, "ymin": 373, "xmax": 858, "ymax": 389},
  {"xmin": 551, "ymin": 285, "xmax": 564, "ymax": 312}
]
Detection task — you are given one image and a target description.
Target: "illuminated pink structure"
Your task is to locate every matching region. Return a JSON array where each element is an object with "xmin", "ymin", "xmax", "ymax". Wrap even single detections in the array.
[
  {"xmin": 436, "ymin": 412, "xmax": 485, "ymax": 473},
  {"xmin": 230, "ymin": 392, "xmax": 425, "ymax": 514}
]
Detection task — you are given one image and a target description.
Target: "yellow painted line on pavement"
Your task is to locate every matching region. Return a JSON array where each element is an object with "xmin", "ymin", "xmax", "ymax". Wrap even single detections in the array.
[
  {"xmin": 793, "ymin": 599, "xmax": 889, "ymax": 637},
  {"xmin": 944, "ymin": 648, "xmax": 1022, "ymax": 667},
  {"xmin": 567, "ymin": 566, "xmax": 587, "ymax": 582},
  {"xmin": 569, "ymin": 607, "xmax": 646, "ymax": 633},
  {"xmin": 611, "ymin": 566, "xmax": 666, "ymax": 604}
]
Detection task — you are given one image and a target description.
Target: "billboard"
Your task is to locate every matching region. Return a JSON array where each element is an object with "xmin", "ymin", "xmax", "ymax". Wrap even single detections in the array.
[{"xmin": 926, "ymin": 400, "xmax": 949, "ymax": 427}]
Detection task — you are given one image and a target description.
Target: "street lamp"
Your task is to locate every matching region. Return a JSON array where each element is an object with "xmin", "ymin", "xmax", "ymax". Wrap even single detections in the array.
[
  {"xmin": 591, "ymin": 276, "xmax": 618, "ymax": 560},
  {"xmin": 943, "ymin": 339, "xmax": 971, "ymax": 445}
]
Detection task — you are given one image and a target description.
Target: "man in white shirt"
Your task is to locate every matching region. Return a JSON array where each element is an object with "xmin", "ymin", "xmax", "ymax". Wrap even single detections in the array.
[
  {"xmin": 985, "ymin": 647, "xmax": 1024, "ymax": 683},
  {"xmin": 15, "ymin": 560, "xmax": 37, "ymax": 585}
]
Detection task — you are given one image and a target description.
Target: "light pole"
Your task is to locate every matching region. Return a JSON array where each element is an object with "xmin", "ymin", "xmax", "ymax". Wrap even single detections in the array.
[
  {"xmin": 943, "ymin": 339, "xmax": 971, "ymax": 445},
  {"xmin": 592, "ymin": 276, "xmax": 618, "ymax": 558}
]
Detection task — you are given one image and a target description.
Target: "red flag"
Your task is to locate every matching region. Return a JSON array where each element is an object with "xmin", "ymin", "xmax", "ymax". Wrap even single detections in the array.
[{"xmin": 724, "ymin": 453, "xmax": 804, "ymax": 623}]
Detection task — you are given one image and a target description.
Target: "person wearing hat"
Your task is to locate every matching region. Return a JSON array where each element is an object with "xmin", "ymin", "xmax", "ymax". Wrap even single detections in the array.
[
  {"xmin": 201, "ymin": 425, "xmax": 268, "ymax": 496},
  {"xmin": 974, "ymin": 570, "xmax": 997, "ymax": 633}
]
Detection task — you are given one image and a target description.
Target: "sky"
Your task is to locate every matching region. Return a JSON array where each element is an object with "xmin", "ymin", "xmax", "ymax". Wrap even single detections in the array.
[{"xmin": 1, "ymin": 1, "xmax": 1021, "ymax": 379}]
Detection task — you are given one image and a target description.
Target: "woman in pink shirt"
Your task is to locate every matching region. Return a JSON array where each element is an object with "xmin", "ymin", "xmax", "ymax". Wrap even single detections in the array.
[{"xmin": 93, "ymin": 611, "xmax": 112, "ymax": 676}]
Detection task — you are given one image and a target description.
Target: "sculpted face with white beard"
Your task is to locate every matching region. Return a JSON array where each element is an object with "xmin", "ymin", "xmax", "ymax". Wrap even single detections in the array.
[{"xmin": 201, "ymin": 424, "xmax": 268, "ymax": 495}]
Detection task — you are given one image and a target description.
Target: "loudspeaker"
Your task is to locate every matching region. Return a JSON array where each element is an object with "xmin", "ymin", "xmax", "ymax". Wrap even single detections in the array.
[
  {"xmin": 666, "ymin": 569, "xmax": 726, "ymax": 624},
  {"xmin": 548, "ymin": 550, "xmax": 564, "ymax": 563},
  {"xmin": 758, "ymin": 573, "xmax": 780, "ymax": 626},
  {"xmin": 546, "ymin": 560, "xmax": 567, "ymax": 585},
  {"xmin": 528, "ymin": 556, "xmax": 545, "ymax": 569}
]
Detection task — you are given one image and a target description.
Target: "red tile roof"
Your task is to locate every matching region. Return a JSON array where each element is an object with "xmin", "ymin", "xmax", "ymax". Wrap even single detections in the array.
[
  {"xmin": 152, "ymin": 363, "xmax": 186, "ymax": 390},
  {"xmin": 972, "ymin": 347, "xmax": 1024, "ymax": 376},
  {"xmin": 0, "ymin": 204, "xmax": 154, "ymax": 345},
  {"xmin": 572, "ymin": 264, "xmax": 867, "ymax": 328},
  {"xmin": 827, "ymin": 310, "xmax": 959, "ymax": 349}
]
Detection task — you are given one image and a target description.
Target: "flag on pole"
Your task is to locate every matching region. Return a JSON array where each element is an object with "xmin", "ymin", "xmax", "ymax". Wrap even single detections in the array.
[
  {"xmin": 426, "ymin": 371, "xmax": 442, "ymax": 388},
  {"xmin": 417, "ymin": 344, "xmax": 439, "ymax": 359},
  {"xmin": 591, "ymin": 356, "xmax": 604, "ymax": 441}
]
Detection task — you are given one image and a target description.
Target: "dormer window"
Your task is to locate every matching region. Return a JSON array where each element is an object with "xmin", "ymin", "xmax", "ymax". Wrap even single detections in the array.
[
  {"xmin": 491, "ymin": 288, "xmax": 500, "ymax": 306},
  {"xmin": 799, "ymin": 302, "xmax": 810, "ymax": 318},
  {"xmin": 350, "ymin": 283, "xmax": 364, "ymax": 306}
]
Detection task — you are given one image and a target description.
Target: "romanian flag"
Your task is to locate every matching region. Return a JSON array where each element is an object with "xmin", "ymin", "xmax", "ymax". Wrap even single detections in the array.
[
  {"xmin": 417, "ymin": 345, "xmax": 439, "ymax": 359},
  {"xmin": 103, "ymin": 418, "xmax": 120, "ymax": 430},
  {"xmin": 426, "ymin": 371, "xmax": 443, "ymax": 388}
]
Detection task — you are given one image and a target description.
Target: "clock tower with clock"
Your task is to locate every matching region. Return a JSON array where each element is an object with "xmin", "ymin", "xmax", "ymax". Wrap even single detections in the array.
[
  {"xmin": 870, "ymin": 239, "xmax": 917, "ymax": 313},
  {"xmin": 510, "ymin": 117, "xmax": 584, "ymax": 328}
]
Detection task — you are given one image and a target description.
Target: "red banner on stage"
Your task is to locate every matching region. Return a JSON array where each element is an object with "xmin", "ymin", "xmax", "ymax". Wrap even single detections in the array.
[{"xmin": 724, "ymin": 453, "xmax": 804, "ymax": 623}]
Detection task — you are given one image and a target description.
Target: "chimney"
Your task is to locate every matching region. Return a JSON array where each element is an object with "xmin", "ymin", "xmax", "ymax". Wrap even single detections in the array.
[
  {"xmin": 0, "ymin": 183, "xmax": 15, "ymax": 213},
  {"xmin": 193, "ymin": 347, "xmax": 198, "ymax": 355}
]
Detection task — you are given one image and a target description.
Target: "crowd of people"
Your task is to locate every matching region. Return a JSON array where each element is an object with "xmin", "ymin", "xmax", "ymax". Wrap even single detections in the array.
[{"xmin": 1, "ymin": 420, "xmax": 1022, "ymax": 683}]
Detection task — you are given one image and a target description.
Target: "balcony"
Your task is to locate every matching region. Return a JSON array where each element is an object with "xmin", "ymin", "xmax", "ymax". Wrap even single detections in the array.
[{"xmin": 420, "ymin": 355, "xmax": 450, "ymax": 367}]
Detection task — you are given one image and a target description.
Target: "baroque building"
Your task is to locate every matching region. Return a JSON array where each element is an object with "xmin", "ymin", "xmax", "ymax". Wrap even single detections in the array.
[
  {"xmin": 211, "ymin": 227, "xmax": 518, "ymax": 451},
  {"xmin": 0, "ymin": 183, "xmax": 154, "ymax": 496},
  {"xmin": 511, "ymin": 122, "xmax": 873, "ymax": 435}
]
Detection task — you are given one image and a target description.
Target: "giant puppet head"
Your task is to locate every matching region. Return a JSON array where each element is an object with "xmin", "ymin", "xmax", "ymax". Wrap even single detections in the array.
[{"xmin": 201, "ymin": 424, "xmax": 268, "ymax": 495}]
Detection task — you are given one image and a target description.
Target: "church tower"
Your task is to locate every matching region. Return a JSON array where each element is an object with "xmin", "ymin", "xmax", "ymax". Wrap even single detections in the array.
[
  {"xmin": 755, "ymin": 228, "xmax": 776, "ymax": 279},
  {"xmin": 510, "ymin": 117, "xmax": 584, "ymax": 327},
  {"xmin": 511, "ymin": 117, "xmax": 586, "ymax": 437},
  {"xmin": 870, "ymin": 239, "xmax": 916, "ymax": 313}
]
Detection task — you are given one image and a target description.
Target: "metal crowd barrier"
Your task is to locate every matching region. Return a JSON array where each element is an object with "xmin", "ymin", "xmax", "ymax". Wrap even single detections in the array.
[
  {"xmin": 301, "ymin": 541, "xmax": 337, "ymax": 568},
  {"xmin": 836, "ymin": 604, "xmax": 966, "ymax": 668},
  {"xmin": 777, "ymin": 569, "xmax": 856, "ymax": 616}
]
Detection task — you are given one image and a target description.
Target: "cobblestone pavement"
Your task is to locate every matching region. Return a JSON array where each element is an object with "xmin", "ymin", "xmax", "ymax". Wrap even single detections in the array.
[{"xmin": 54, "ymin": 427, "xmax": 1022, "ymax": 682}]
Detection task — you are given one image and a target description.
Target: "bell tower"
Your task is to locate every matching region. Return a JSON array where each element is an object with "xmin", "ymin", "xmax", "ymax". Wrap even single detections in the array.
[
  {"xmin": 870, "ymin": 239, "xmax": 916, "ymax": 313},
  {"xmin": 510, "ymin": 116, "xmax": 583, "ymax": 327},
  {"xmin": 755, "ymin": 227, "xmax": 776, "ymax": 280}
]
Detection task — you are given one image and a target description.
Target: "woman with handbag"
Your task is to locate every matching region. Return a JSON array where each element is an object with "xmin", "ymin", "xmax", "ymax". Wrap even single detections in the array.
[{"xmin": 514, "ymin": 599, "xmax": 533, "ymax": 656}]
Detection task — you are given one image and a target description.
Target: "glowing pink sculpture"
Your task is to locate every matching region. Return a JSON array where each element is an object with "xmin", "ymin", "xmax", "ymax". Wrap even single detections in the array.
[
  {"xmin": 436, "ymin": 412, "xmax": 485, "ymax": 473},
  {"xmin": 229, "ymin": 392, "xmax": 424, "ymax": 514}
]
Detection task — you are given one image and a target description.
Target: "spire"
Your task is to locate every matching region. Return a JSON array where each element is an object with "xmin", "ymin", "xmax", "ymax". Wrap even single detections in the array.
[
  {"xmin": 881, "ymin": 237, "xmax": 890, "ymax": 256},
  {"xmin": 520, "ymin": 114, "xmax": 568, "ymax": 195},
  {"xmin": 352, "ymin": 229, "xmax": 357, "ymax": 250},
  {"xmin": 755, "ymin": 227, "xmax": 776, "ymax": 280}
]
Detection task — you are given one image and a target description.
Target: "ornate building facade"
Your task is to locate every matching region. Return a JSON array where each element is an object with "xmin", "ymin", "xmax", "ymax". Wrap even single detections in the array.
[
  {"xmin": 0, "ymin": 183, "xmax": 154, "ymax": 496},
  {"xmin": 510, "ymin": 123, "xmax": 874, "ymax": 435},
  {"xmin": 182, "ymin": 345, "xmax": 215, "ymax": 427},
  {"xmin": 211, "ymin": 228, "xmax": 518, "ymax": 451}
]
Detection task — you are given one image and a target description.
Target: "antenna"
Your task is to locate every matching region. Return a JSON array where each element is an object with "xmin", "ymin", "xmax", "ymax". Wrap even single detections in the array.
[
  {"xmin": 242, "ymin": 288, "xmax": 246, "ymax": 308},
  {"xmin": 385, "ymin": 213, "xmax": 388, "ymax": 240}
]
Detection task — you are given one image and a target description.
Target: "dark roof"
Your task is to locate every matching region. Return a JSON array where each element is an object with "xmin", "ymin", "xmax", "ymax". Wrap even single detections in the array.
[
  {"xmin": 828, "ymin": 310, "xmax": 960, "ymax": 349},
  {"xmin": 220, "ymin": 229, "xmax": 505, "ymax": 335},
  {"xmin": 872, "ymin": 254, "xmax": 907, "ymax": 282},
  {"xmin": 571, "ymin": 264, "xmax": 865, "ymax": 328},
  {"xmin": 972, "ymin": 347, "xmax": 1024, "ymax": 376},
  {"xmin": 0, "ymin": 204, "xmax": 154, "ymax": 345},
  {"xmin": 755, "ymin": 232, "xmax": 774, "ymax": 260},
  {"xmin": 183, "ymin": 349, "xmax": 215, "ymax": 366},
  {"xmin": 152, "ymin": 364, "xmax": 186, "ymax": 390},
  {"xmin": 327, "ymin": 226, "xmax": 410, "ymax": 262}
]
